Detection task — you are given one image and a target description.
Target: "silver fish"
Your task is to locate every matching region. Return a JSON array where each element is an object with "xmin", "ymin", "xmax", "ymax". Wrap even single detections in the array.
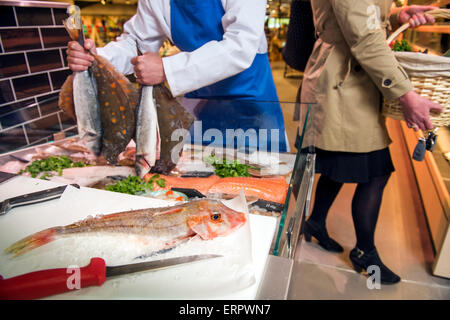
[
  {"xmin": 135, "ymin": 86, "xmax": 160, "ymax": 178},
  {"xmin": 72, "ymin": 70, "xmax": 102, "ymax": 156}
]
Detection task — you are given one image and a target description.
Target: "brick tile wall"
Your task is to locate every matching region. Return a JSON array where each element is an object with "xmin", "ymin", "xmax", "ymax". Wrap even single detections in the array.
[{"xmin": 0, "ymin": 3, "xmax": 76, "ymax": 154}]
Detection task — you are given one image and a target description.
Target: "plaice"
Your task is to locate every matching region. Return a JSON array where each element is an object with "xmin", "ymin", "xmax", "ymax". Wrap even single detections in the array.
[{"xmin": 59, "ymin": 17, "xmax": 193, "ymax": 171}]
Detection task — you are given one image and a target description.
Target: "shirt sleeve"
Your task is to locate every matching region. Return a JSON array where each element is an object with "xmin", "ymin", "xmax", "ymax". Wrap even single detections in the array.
[
  {"xmin": 96, "ymin": 0, "xmax": 166, "ymax": 75},
  {"xmin": 162, "ymin": 0, "xmax": 267, "ymax": 97},
  {"xmin": 330, "ymin": 0, "xmax": 413, "ymax": 100}
]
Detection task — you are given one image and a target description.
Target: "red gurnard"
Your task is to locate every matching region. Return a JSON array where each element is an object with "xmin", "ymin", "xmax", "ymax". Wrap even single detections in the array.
[{"xmin": 4, "ymin": 199, "xmax": 246, "ymax": 257}]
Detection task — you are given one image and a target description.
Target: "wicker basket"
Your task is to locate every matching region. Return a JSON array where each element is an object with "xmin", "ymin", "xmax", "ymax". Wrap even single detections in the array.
[{"xmin": 382, "ymin": 9, "xmax": 450, "ymax": 127}]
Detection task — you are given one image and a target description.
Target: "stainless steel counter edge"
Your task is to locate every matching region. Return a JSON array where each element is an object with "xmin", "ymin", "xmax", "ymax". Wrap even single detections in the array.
[
  {"xmin": 0, "ymin": 0, "xmax": 70, "ymax": 8},
  {"xmin": 255, "ymin": 254, "xmax": 294, "ymax": 300}
]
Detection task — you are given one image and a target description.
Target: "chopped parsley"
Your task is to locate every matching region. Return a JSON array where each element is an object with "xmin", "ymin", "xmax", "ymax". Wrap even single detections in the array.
[
  {"xmin": 205, "ymin": 155, "xmax": 253, "ymax": 178},
  {"xmin": 19, "ymin": 156, "xmax": 86, "ymax": 179}
]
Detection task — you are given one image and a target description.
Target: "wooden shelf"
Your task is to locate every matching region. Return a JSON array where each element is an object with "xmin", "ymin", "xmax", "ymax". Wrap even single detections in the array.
[{"xmin": 415, "ymin": 25, "xmax": 450, "ymax": 34}]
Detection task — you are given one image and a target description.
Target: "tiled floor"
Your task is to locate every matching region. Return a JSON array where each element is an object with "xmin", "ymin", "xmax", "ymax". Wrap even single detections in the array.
[{"xmin": 270, "ymin": 60, "xmax": 450, "ymax": 300}]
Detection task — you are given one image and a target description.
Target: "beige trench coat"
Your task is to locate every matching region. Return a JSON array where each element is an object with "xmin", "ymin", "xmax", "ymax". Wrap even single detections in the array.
[{"xmin": 300, "ymin": 0, "xmax": 413, "ymax": 152}]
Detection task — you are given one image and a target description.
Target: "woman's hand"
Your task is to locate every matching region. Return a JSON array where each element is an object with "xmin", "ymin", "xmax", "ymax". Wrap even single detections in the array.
[
  {"xmin": 66, "ymin": 39, "xmax": 96, "ymax": 72},
  {"xmin": 399, "ymin": 91, "xmax": 443, "ymax": 131},
  {"xmin": 398, "ymin": 5, "xmax": 437, "ymax": 28},
  {"xmin": 130, "ymin": 51, "xmax": 166, "ymax": 85}
]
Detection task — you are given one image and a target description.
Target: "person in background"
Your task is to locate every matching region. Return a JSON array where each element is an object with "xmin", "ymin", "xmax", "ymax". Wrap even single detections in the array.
[
  {"xmin": 66, "ymin": 0, "xmax": 287, "ymax": 152},
  {"xmin": 301, "ymin": 1, "xmax": 443, "ymax": 284},
  {"xmin": 282, "ymin": 0, "xmax": 315, "ymax": 148}
]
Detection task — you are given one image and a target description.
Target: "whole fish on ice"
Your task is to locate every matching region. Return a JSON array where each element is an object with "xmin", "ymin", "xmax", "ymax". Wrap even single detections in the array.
[
  {"xmin": 5, "ymin": 199, "xmax": 246, "ymax": 257},
  {"xmin": 135, "ymin": 86, "xmax": 160, "ymax": 178}
]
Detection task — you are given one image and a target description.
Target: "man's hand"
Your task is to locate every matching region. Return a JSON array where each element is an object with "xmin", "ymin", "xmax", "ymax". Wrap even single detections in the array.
[
  {"xmin": 130, "ymin": 51, "xmax": 166, "ymax": 85},
  {"xmin": 398, "ymin": 5, "xmax": 437, "ymax": 28},
  {"xmin": 399, "ymin": 90, "xmax": 443, "ymax": 131},
  {"xmin": 66, "ymin": 39, "xmax": 96, "ymax": 72}
]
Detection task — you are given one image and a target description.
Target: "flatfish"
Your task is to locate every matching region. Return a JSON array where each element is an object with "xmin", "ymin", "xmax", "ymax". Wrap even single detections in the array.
[
  {"xmin": 151, "ymin": 84, "xmax": 195, "ymax": 174},
  {"xmin": 90, "ymin": 54, "xmax": 139, "ymax": 164}
]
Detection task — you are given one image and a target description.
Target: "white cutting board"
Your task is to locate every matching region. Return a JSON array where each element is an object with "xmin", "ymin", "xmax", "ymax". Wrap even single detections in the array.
[{"xmin": 0, "ymin": 176, "xmax": 277, "ymax": 299}]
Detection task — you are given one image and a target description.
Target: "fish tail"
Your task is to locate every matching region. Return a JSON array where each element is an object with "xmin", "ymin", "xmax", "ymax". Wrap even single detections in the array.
[
  {"xmin": 135, "ymin": 155, "xmax": 151, "ymax": 179},
  {"xmin": 4, "ymin": 227, "xmax": 62, "ymax": 257}
]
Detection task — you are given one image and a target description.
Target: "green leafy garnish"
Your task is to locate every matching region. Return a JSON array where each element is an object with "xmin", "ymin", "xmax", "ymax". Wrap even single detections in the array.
[
  {"xmin": 156, "ymin": 178, "xmax": 166, "ymax": 188},
  {"xmin": 205, "ymin": 155, "xmax": 252, "ymax": 178},
  {"xmin": 39, "ymin": 172, "xmax": 53, "ymax": 180},
  {"xmin": 105, "ymin": 175, "xmax": 165, "ymax": 195},
  {"xmin": 392, "ymin": 39, "xmax": 412, "ymax": 52},
  {"xmin": 19, "ymin": 156, "xmax": 86, "ymax": 178}
]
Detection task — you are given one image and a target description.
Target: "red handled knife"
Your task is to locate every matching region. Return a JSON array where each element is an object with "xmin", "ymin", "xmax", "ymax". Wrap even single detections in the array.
[{"xmin": 0, "ymin": 254, "xmax": 221, "ymax": 300}]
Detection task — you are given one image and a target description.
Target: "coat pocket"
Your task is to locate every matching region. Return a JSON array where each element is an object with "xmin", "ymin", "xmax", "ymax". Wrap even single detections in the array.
[{"xmin": 301, "ymin": 39, "xmax": 334, "ymax": 101}]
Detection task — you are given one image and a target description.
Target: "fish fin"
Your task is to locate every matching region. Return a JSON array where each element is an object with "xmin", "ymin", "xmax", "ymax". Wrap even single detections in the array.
[
  {"xmin": 135, "ymin": 155, "xmax": 151, "ymax": 179},
  {"xmin": 133, "ymin": 236, "xmax": 191, "ymax": 260},
  {"xmin": 133, "ymin": 246, "xmax": 175, "ymax": 260},
  {"xmin": 58, "ymin": 74, "xmax": 76, "ymax": 120},
  {"xmin": 187, "ymin": 219, "xmax": 215, "ymax": 240},
  {"xmin": 4, "ymin": 228, "xmax": 60, "ymax": 257}
]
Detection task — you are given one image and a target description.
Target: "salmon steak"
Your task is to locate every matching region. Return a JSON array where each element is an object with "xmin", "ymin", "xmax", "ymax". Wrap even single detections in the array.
[{"xmin": 144, "ymin": 174, "xmax": 288, "ymax": 204}]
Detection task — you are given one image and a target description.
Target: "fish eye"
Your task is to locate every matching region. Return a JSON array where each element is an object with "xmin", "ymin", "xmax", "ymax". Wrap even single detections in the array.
[{"xmin": 210, "ymin": 213, "xmax": 221, "ymax": 221}]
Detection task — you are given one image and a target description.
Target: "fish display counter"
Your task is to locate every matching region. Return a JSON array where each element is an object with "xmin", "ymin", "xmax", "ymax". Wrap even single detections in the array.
[
  {"xmin": 0, "ymin": 0, "xmax": 318, "ymax": 299},
  {"xmin": 0, "ymin": 91, "xmax": 316, "ymax": 299}
]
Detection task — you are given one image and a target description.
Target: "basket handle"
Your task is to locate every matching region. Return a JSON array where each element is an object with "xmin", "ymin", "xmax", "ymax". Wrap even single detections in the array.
[{"xmin": 386, "ymin": 8, "xmax": 450, "ymax": 44}]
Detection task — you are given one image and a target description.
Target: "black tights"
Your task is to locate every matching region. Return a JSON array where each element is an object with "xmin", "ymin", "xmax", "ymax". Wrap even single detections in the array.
[{"xmin": 308, "ymin": 174, "xmax": 391, "ymax": 252}]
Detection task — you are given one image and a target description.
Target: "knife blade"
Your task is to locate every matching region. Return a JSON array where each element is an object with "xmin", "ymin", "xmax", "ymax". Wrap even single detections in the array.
[
  {"xmin": 0, "ymin": 184, "xmax": 80, "ymax": 216},
  {"xmin": 180, "ymin": 171, "xmax": 214, "ymax": 178},
  {"xmin": 0, "ymin": 254, "xmax": 222, "ymax": 300},
  {"xmin": 170, "ymin": 188, "xmax": 206, "ymax": 199},
  {"xmin": 0, "ymin": 171, "xmax": 17, "ymax": 185},
  {"xmin": 251, "ymin": 199, "xmax": 284, "ymax": 212}
]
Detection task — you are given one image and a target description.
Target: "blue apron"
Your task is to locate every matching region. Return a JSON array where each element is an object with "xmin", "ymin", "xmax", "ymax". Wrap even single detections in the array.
[{"xmin": 171, "ymin": 0, "xmax": 287, "ymax": 152}]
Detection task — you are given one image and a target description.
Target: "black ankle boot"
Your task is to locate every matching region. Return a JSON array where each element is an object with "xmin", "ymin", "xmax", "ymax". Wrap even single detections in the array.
[
  {"xmin": 349, "ymin": 247, "xmax": 401, "ymax": 284},
  {"xmin": 303, "ymin": 219, "xmax": 344, "ymax": 252}
]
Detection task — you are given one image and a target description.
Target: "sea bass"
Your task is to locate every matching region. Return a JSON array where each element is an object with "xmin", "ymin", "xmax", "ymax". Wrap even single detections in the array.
[
  {"xmin": 5, "ymin": 199, "xmax": 246, "ymax": 257},
  {"xmin": 135, "ymin": 86, "xmax": 160, "ymax": 178},
  {"xmin": 72, "ymin": 69, "xmax": 102, "ymax": 156}
]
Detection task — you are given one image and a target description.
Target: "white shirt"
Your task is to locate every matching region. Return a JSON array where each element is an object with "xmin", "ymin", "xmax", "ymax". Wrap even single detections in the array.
[{"xmin": 97, "ymin": 0, "xmax": 268, "ymax": 97}]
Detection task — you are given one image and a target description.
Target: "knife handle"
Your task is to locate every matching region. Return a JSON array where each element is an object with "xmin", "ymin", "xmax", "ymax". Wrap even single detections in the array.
[{"xmin": 0, "ymin": 257, "xmax": 106, "ymax": 300}]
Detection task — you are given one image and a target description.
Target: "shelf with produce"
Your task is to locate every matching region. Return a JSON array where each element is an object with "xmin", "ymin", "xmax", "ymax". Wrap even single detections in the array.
[{"xmin": 415, "ymin": 25, "xmax": 450, "ymax": 34}]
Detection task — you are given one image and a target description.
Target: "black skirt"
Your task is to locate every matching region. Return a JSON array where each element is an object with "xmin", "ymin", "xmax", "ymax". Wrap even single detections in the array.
[{"xmin": 313, "ymin": 147, "xmax": 395, "ymax": 184}]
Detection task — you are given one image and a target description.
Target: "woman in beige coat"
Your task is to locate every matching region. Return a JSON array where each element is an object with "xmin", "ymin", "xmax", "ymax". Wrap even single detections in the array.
[{"xmin": 301, "ymin": 0, "xmax": 443, "ymax": 284}]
